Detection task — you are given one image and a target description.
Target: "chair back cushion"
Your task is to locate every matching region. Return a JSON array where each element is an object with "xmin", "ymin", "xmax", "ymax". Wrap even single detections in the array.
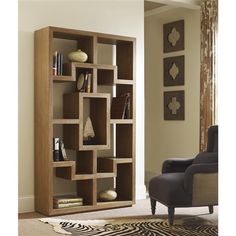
[
  {"xmin": 207, "ymin": 125, "xmax": 218, "ymax": 152},
  {"xmin": 193, "ymin": 152, "xmax": 218, "ymax": 164}
]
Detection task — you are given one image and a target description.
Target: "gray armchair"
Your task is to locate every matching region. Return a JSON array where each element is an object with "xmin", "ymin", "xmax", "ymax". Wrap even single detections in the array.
[{"xmin": 149, "ymin": 125, "xmax": 218, "ymax": 225}]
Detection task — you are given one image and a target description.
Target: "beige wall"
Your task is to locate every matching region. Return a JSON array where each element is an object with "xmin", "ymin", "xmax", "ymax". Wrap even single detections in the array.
[
  {"xmin": 19, "ymin": 0, "xmax": 145, "ymax": 213},
  {"xmin": 145, "ymin": 8, "xmax": 200, "ymax": 183}
]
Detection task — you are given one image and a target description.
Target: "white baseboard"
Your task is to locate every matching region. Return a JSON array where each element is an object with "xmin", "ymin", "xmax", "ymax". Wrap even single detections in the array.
[
  {"xmin": 135, "ymin": 184, "xmax": 147, "ymax": 200},
  {"xmin": 18, "ymin": 195, "xmax": 35, "ymax": 213}
]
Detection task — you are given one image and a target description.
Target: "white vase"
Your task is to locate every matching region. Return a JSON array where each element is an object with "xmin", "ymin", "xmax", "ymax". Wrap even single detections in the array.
[{"xmin": 68, "ymin": 49, "xmax": 88, "ymax": 62}]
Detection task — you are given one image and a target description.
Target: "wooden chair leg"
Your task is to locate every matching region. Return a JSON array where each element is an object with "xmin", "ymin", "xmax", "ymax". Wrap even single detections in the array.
[
  {"xmin": 150, "ymin": 198, "xmax": 156, "ymax": 215},
  {"xmin": 168, "ymin": 207, "xmax": 175, "ymax": 225},
  {"xmin": 209, "ymin": 205, "xmax": 213, "ymax": 214}
]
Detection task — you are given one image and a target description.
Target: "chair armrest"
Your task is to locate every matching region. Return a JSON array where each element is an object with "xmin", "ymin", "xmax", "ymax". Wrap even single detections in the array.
[
  {"xmin": 162, "ymin": 157, "xmax": 195, "ymax": 173},
  {"xmin": 184, "ymin": 163, "xmax": 218, "ymax": 195}
]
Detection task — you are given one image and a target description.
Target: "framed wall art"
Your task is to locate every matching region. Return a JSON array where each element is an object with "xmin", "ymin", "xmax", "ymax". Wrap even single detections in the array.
[
  {"xmin": 163, "ymin": 55, "xmax": 185, "ymax": 86},
  {"xmin": 163, "ymin": 19, "xmax": 184, "ymax": 53},
  {"xmin": 164, "ymin": 90, "xmax": 185, "ymax": 120}
]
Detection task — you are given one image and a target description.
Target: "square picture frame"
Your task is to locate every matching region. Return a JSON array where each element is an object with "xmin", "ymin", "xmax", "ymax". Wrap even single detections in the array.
[
  {"xmin": 163, "ymin": 19, "xmax": 184, "ymax": 53},
  {"xmin": 164, "ymin": 55, "xmax": 185, "ymax": 86},
  {"xmin": 164, "ymin": 90, "xmax": 185, "ymax": 120}
]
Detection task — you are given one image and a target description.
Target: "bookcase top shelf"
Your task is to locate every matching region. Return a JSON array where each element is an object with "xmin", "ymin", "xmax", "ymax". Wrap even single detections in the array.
[{"xmin": 38, "ymin": 26, "xmax": 136, "ymax": 43}]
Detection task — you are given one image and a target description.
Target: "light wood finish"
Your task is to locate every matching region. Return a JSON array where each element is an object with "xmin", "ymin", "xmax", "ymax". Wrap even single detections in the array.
[
  {"xmin": 115, "ymin": 79, "xmax": 134, "ymax": 85},
  {"xmin": 53, "ymin": 161, "xmax": 75, "ymax": 168},
  {"xmin": 63, "ymin": 93, "xmax": 110, "ymax": 150},
  {"xmin": 55, "ymin": 161, "xmax": 95, "ymax": 180},
  {"xmin": 51, "ymin": 200, "xmax": 133, "ymax": 215},
  {"xmin": 35, "ymin": 26, "xmax": 135, "ymax": 215},
  {"xmin": 96, "ymin": 172, "xmax": 116, "ymax": 178},
  {"xmin": 35, "ymin": 27, "xmax": 53, "ymax": 215},
  {"xmin": 110, "ymin": 119, "xmax": 133, "ymax": 124},
  {"xmin": 97, "ymin": 157, "xmax": 133, "ymax": 176},
  {"xmin": 53, "ymin": 75, "xmax": 75, "ymax": 82}
]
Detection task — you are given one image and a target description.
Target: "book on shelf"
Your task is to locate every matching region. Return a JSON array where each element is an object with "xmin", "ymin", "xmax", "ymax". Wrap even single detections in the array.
[
  {"xmin": 53, "ymin": 51, "xmax": 64, "ymax": 76},
  {"xmin": 111, "ymin": 93, "xmax": 131, "ymax": 119},
  {"xmin": 76, "ymin": 72, "xmax": 92, "ymax": 93},
  {"xmin": 86, "ymin": 73, "xmax": 92, "ymax": 93},
  {"xmin": 53, "ymin": 138, "xmax": 60, "ymax": 161},
  {"xmin": 53, "ymin": 195, "xmax": 83, "ymax": 204},
  {"xmin": 82, "ymin": 72, "xmax": 88, "ymax": 92},
  {"xmin": 53, "ymin": 138, "xmax": 68, "ymax": 161},
  {"xmin": 53, "ymin": 202, "xmax": 83, "ymax": 209},
  {"xmin": 124, "ymin": 93, "xmax": 131, "ymax": 119},
  {"xmin": 59, "ymin": 140, "xmax": 69, "ymax": 161}
]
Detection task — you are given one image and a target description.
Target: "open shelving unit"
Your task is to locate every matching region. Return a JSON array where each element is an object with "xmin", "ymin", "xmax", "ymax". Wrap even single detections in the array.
[{"xmin": 35, "ymin": 26, "xmax": 135, "ymax": 215}]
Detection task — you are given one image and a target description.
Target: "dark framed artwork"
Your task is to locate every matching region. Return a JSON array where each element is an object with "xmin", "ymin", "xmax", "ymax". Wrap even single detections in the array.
[
  {"xmin": 164, "ymin": 55, "xmax": 185, "ymax": 86},
  {"xmin": 164, "ymin": 90, "xmax": 185, "ymax": 120},
  {"xmin": 163, "ymin": 20, "xmax": 184, "ymax": 53}
]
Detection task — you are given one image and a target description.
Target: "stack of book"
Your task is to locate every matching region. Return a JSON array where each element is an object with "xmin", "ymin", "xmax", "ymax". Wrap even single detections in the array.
[
  {"xmin": 53, "ymin": 51, "xmax": 64, "ymax": 76},
  {"xmin": 111, "ymin": 93, "xmax": 131, "ymax": 119},
  {"xmin": 53, "ymin": 195, "xmax": 83, "ymax": 209}
]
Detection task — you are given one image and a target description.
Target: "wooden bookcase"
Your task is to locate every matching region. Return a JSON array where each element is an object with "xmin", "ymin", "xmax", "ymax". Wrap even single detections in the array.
[{"xmin": 34, "ymin": 26, "xmax": 136, "ymax": 215}]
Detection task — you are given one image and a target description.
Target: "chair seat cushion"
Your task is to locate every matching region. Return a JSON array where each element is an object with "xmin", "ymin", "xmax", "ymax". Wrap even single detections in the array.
[{"xmin": 149, "ymin": 173, "xmax": 192, "ymax": 207}]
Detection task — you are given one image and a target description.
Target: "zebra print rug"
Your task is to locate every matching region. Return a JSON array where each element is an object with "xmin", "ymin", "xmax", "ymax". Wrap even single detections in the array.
[{"xmin": 40, "ymin": 218, "xmax": 218, "ymax": 235}]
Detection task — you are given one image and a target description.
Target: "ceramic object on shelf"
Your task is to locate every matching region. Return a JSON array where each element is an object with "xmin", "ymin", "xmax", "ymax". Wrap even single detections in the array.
[
  {"xmin": 83, "ymin": 117, "xmax": 95, "ymax": 140},
  {"xmin": 68, "ymin": 49, "xmax": 88, "ymax": 62},
  {"xmin": 98, "ymin": 189, "xmax": 117, "ymax": 201}
]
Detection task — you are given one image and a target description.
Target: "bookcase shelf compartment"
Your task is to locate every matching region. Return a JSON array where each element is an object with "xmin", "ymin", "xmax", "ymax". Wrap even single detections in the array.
[
  {"xmin": 52, "ymin": 29, "xmax": 95, "ymax": 64},
  {"xmin": 116, "ymin": 124, "xmax": 133, "ymax": 158},
  {"xmin": 55, "ymin": 165, "xmax": 95, "ymax": 180},
  {"xmin": 97, "ymin": 157, "xmax": 133, "ymax": 178},
  {"xmin": 35, "ymin": 26, "xmax": 135, "ymax": 216},
  {"xmin": 115, "ymin": 84, "xmax": 133, "ymax": 119},
  {"xmin": 116, "ymin": 42, "xmax": 133, "ymax": 81},
  {"xmin": 97, "ymin": 67, "xmax": 117, "ymax": 86},
  {"xmin": 76, "ymin": 151, "xmax": 95, "ymax": 174},
  {"xmin": 116, "ymin": 163, "xmax": 133, "ymax": 201},
  {"xmin": 63, "ymin": 93, "xmax": 110, "ymax": 150}
]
